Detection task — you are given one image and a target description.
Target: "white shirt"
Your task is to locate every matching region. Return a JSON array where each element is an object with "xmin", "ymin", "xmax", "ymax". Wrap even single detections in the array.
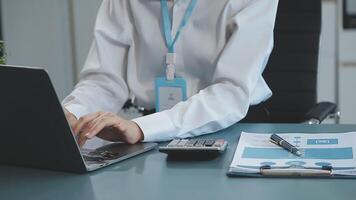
[{"xmin": 63, "ymin": 0, "xmax": 279, "ymax": 142}]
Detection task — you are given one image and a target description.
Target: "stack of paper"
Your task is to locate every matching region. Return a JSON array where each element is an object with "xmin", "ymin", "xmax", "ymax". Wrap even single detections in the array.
[{"xmin": 228, "ymin": 132, "xmax": 356, "ymax": 177}]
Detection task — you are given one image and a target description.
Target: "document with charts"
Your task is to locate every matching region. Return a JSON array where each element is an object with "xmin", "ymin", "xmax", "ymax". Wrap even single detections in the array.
[{"xmin": 228, "ymin": 132, "xmax": 356, "ymax": 177}]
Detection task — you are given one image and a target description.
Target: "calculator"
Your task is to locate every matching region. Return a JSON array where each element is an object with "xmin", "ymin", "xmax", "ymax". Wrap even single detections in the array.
[{"xmin": 159, "ymin": 139, "xmax": 228, "ymax": 158}]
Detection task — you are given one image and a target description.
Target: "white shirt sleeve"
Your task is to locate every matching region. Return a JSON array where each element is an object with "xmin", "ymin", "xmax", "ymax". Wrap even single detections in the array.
[
  {"xmin": 62, "ymin": 0, "xmax": 131, "ymax": 118},
  {"xmin": 133, "ymin": 0, "xmax": 279, "ymax": 142}
]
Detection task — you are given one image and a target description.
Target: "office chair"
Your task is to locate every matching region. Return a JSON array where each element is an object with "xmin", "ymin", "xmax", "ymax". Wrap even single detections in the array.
[{"xmin": 243, "ymin": 0, "xmax": 338, "ymax": 124}]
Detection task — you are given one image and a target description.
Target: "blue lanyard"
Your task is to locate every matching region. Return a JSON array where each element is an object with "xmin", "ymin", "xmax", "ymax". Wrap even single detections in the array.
[{"xmin": 161, "ymin": 0, "xmax": 197, "ymax": 53}]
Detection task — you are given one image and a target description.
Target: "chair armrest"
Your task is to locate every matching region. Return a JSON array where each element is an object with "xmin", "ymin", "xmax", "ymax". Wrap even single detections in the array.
[{"xmin": 305, "ymin": 102, "xmax": 337, "ymax": 124}]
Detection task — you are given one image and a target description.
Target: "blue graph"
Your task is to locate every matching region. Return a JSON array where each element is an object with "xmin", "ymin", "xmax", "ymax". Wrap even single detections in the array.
[{"xmin": 242, "ymin": 147, "xmax": 353, "ymax": 160}]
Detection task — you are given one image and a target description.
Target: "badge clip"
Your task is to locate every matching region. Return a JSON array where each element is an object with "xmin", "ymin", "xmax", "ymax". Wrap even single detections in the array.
[{"xmin": 166, "ymin": 53, "xmax": 176, "ymax": 81}]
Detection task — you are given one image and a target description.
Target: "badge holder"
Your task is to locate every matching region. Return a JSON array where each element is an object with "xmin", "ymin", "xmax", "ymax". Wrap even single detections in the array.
[{"xmin": 155, "ymin": 53, "xmax": 187, "ymax": 112}]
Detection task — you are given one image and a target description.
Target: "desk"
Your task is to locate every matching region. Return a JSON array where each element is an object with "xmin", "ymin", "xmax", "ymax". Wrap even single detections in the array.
[{"xmin": 1, "ymin": 123, "xmax": 356, "ymax": 200}]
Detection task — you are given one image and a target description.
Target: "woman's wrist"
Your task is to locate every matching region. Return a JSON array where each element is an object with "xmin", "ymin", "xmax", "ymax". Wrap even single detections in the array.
[{"xmin": 132, "ymin": 121, "xmax": 145, "ymax": 142}]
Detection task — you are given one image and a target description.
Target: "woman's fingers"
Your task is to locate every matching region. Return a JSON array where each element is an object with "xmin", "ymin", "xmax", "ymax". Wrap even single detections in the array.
[
  {"xmin": 77, "ymin": 132, "xmax": 88, "ymax": 148},
  {"xmin": 63, "ymin": 108, "xmax": 77, "ymax": 129},
  {"xmin": 86, "ymin": 115, "xmax": 120, "ymax": 138},
  {"xmin": 78, "ymin": 113, "xmax": 120, "ymax": 147},
  {"xmin": 75, "ymin": 112, "xmax": 137, "ymax": 147},
  {"xmin": 79, "ymin": 112, "xmax": 109, "ymax": 136},
  {"xmin": 73, "ymin": 112, "xmax": 103, "ymax": 135}
]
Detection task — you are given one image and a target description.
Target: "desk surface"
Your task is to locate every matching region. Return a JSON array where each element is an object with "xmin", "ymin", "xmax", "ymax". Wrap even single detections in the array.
[{"xmin": 1, "ymin": 123, "xmax": 356, "ymax": 200}]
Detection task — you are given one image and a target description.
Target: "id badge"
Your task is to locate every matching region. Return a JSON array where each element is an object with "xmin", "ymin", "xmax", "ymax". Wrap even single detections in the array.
[{"xmin": 155, "ymin": 77, "xmax": 187, "ymax": 112}]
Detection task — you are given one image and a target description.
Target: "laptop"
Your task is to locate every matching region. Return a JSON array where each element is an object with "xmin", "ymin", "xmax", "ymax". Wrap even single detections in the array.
[{"xmin": 0, "ymin": 65, "xmax": 157, "ymax": 173}]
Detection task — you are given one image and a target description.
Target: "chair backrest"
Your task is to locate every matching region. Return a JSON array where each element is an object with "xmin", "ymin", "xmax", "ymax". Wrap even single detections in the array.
[{"xmin": 262, "ymin": 0, "xmax": 322, "ymax": 122}]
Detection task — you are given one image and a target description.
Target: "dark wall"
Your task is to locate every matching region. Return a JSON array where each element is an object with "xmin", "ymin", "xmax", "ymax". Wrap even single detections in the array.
[
  {"xmin": 0, "ymin": 1, "xmax": 2, "ymax": 40},
  {"xmin": 344, "ymin": 0, "xmax": 356, "ymax": 29}
]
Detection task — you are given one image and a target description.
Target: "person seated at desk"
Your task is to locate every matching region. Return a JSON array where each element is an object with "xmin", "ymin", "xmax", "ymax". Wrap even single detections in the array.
[{"xmin": 63, "ymin": 0, "xmax": 279, "ymax": 147}]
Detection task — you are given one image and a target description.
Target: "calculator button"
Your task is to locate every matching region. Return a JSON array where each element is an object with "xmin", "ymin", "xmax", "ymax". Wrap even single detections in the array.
[
  {"xmin": 204, "ymin": 139, "xmax": 215, "ymax": 147},
  {"xmin": 185, "ymin": 139, "xmax": 197, "ymax": 147},
  {"xmin": 213, "ymin": 139, "xmax": 225, "ymax": 147},
  {"xmin": 194, "ymin": 139, "xmax": 205, "ymax": 147},
  {"xmin": 167, "ymin": 139, "xmax": 180, "ymax": 147},
  {"xmin": 176, "ymin": 139, "xmax": 189, "ymax": 147}
]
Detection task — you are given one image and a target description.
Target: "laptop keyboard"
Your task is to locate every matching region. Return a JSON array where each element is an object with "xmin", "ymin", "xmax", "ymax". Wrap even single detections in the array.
[{"xmin": 81, "ymin": 149, "xmax": 119, "ymax": 163}]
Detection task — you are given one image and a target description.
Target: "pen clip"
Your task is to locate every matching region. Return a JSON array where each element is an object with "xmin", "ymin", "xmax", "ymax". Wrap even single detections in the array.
[{"xmin": 269, "ymin": 139, "xmax": 278, "ymax": 145}]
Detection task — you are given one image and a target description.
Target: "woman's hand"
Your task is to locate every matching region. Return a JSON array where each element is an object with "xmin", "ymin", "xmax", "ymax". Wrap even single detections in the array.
[
  {"xmin": 64, "ymin": 108, "xmax": 78, "ymax": 129},
  {"xmin": 64, "ymin": 110, "xmax": 144, "ymax": 147}
]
